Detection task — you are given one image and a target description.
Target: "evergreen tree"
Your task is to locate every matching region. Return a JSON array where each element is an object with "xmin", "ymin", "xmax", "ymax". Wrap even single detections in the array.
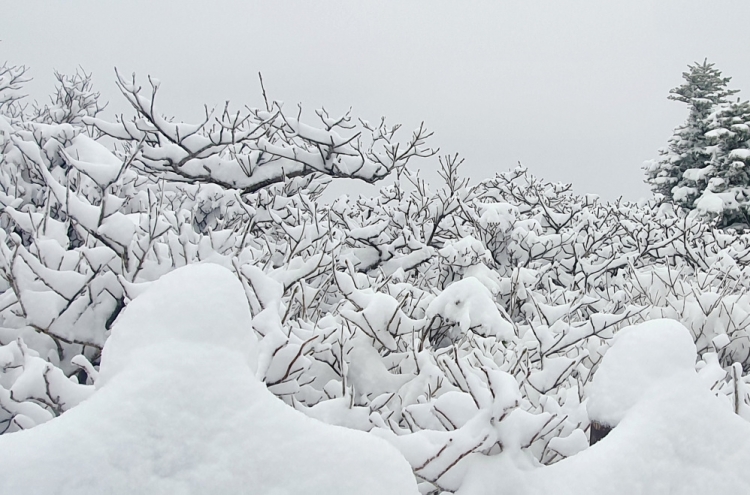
[
  {"xmin": 692, "ymin": 98, "xmax": 750, "ymax": 227},
  {"xmin": 645, "ymin": 60, "xmax": 738, "ymax": 208}
]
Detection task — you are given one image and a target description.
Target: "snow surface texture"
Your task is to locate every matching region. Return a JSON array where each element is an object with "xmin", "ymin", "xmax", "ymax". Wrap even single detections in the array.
[
  {"xmin": 457, "ymin": 319, "xmax": 750, "ymax": 495},
  {"xmin": 0, "ymin": 264, "xmax": 418, "ymax": 495},
  {"xmin": 587, "ymin": 319, "xmax": 697, "ymax": 426}
]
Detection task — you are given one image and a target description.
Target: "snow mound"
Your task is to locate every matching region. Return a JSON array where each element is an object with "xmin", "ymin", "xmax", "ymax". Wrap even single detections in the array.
[
  {"xmin": 0, "ymin": 264, "xmax": 418, "ymax": 495},
  {"xmin": 98, "ymin": 263, "xmax": 259, "ymax": 384},
  {"xmin": 457, "ymin": 318, "xmax": 750, "ymax": 495},
  {"xmin": 426, "ymin": 277, "xmax": 514, "ymax": 341},
  {"xmin": 587, "ymin": 318, "xmax": 697, "ymax": 426},
  {"xmin": 63, "ymin": 134, "xmax": 123, "ymax": 187}
]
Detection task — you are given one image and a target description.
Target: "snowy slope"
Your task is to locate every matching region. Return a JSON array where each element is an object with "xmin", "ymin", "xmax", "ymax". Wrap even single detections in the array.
[{"xmin": 0, "ymin": 264, "xmax": 418, "ymax": 495}]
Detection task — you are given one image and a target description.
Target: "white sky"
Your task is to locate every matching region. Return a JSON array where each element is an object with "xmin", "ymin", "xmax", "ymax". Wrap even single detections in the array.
[{"xmin": 4, "ymin": 1, "xmax": 750, "ymax": 200}]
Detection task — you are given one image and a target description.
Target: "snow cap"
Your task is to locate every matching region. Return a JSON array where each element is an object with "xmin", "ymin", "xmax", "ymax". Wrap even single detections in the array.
[
  {"xmin": 426, "ymin": 277, "xmax": 514, "ymax": 341},
  {"xmin": 587, "ymin": 318, "xmax": 697, "ymax": 426},
  {"xmin": 98, "ymin": 263, "xmax": 257, "ymax": 384}
]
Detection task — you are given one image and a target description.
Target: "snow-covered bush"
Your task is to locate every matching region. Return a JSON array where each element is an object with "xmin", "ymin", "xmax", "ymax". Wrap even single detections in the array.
[
  {"xmin": 456, "ymin": 319, "xmax": 750, "ymax": 494},
  {"xmin": 2, "ymin": 59, "xmax": 750, "ymax": 493},
  {"xmin": 0, "ymin": 264, "xmax": 420, "ymax": 495}
]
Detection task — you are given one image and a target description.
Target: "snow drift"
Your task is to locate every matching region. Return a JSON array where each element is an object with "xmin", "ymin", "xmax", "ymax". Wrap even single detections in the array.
[
  {"xmin": 458, "ymin": 319, "xmax": 750, "ymax": 495},
  {"xmin": 0, "ymin": 264, "xmax": 418, "ymax": 495}
]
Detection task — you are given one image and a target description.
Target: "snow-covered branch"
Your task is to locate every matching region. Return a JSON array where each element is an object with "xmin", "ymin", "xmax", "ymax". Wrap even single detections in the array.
[{"xmin": 85, "ymin": 71, "xmax": 437, "ymax": 194}]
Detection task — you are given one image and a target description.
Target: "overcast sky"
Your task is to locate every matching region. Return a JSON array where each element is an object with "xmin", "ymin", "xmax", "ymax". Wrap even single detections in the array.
[{"xmin": 4, "ymin": 1, "xmax": 750, "ymax": 200}]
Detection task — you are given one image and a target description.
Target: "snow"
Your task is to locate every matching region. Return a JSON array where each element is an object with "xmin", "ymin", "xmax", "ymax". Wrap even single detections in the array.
[
  {"xmin": 432, "ymin": 390, "xmax": 481, "ymax": 428},
  {"xmin": 348, "ymin": 219, "xmax": 389, "ymax": 240},
  {"xmin": 477, "ymin": 202, "xmax": 517, "ymax": 231},
  {"xmin": 694, "ymin": 190, "xmax": 725, "ymax": 214},
  {"xmin": 426, "ymin": 277, "xmax": 515, "ymax": 341},
  {"xmin": 97, "ymin": 212, "xmax": 137, "ymax": 248},
  {"xmin": 457, "ymin": 318, "xmax": 750, "ymax": 495},
  {"xmin": 682, "ymin": 165, "xmax": 713, "ymax": 182},
  {"xmin": 0, "ymin": 264, "xmax": 418, "ymax": 495},
  {"xmin": 729, "ymin": 148, "xmax": 750, "ymax": 161},
  {"xmin": 63, "ymin": 135, "xmax": 123, "ymax": 187},
  {"xmin": 347, "ymin": 336, "xmax": 413, "ymax": 399},
  {"xmin": 303, "ymin": 398, "xmax": 373, "ymax": 431},
  {"xmin": 587, "ymin": 318, "xmax": 697, "ymax": 426},
  {"xmin": 545, "ymin": 429, "xmax": 589, "ymax": 458},
  {"xmin": 528, "ymin": 355, "xmax": 578, "ymax": 394},
  {"xmin": 0, "ymin": 338, "xmax": 93, "ymax": 431},
  {"xmin": 338, "ymin": 271, "xmax": 421, "ymax": 351},
  {"xmin": 705, "ymin": 127, "xmax": 732, "ymax": 139},
  {"xmin": 712, "ymin": 333, "xmax": 731, "ymax": 350},
  {"xmin": 671, "ymin": 185, "xmax": 696, "ymax": 203},
  {"xmin": 460, "ymin": 374, "xmax": 750, "ymax": 494}
]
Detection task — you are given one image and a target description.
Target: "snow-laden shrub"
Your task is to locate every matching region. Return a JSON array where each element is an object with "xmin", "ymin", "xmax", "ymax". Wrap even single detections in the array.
[
  {"xmin": 456, "ymin": 319, "xmax": 750, "ymax": 495},
  {"xmin": 2, "ymin": 61, "xmax": 750, "ymax": 493},
  {"xmin": 0, "ymin": 264, "xmax": 420, "ymax": 495}
]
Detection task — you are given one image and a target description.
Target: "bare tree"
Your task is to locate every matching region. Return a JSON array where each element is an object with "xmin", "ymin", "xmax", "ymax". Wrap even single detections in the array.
[{"xmin": 86, "ymin": 71, "xmax": 437, "ymax": 194}]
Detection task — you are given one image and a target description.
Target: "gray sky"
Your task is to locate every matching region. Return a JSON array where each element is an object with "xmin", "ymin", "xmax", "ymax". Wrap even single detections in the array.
[{"xmin": 4, "ymin": 1, "xmax": 750, "ymax": 200}]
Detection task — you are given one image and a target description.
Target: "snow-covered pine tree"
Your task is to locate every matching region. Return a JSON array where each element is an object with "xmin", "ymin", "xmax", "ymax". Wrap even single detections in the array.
[
  {"xmin": 645, "ymin": 59, "xmax": 738, "ymax": 210},
  {"xmin": 693, "ymin": 98, "xmax": 750, "ymax": 227}
]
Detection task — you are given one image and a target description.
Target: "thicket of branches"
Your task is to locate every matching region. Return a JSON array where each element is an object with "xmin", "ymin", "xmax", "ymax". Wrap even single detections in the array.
[{"xmin": 2, "ymin": 62, "xmax": 750, "ymax": 493}]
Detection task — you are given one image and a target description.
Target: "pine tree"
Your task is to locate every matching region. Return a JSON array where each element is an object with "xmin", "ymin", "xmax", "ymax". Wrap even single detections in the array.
[
  {"xmin": 645, "ymin": 60, "xmax": 739, "ymax": 209},
  {"xmin": 693, "ymin": 98, "xmax": 750, "ymax": 227}
]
